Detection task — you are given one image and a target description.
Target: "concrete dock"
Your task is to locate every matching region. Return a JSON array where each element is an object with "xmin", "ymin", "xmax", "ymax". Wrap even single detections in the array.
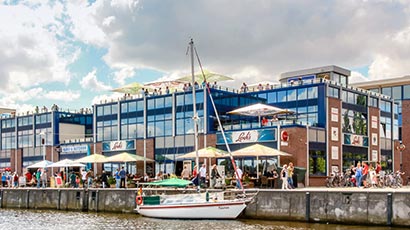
[{"xmin": 0, "ymin": 186, "xmax": 409, "ymax": 227}]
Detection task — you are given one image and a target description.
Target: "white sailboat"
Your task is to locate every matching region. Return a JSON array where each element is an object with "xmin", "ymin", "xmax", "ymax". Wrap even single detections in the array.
[{"xmin": 135, "ymin": 39, "xmax": 251, "ymax": 219}]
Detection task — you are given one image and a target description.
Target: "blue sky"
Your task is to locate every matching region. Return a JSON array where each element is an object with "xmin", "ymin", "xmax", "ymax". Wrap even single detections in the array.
[{"xmin": 1, "ymin": 0, "xmax": 410, "ymax": 113}]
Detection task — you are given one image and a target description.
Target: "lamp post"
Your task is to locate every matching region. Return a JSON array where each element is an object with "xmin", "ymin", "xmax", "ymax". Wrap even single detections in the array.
[{"xmin": 397, "ymin": 141, "xmax": 406, "ymax": 172}]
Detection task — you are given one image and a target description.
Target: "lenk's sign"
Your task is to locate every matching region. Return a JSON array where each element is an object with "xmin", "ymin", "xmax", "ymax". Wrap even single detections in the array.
[{"xmin": 103, "ymin": 140, "xmax": 135, "ymax": 152}]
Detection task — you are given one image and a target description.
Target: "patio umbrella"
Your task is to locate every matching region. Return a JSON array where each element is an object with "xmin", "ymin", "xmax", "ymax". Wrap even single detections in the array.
[
  {"xmin": 104, "ymin": 152, "xmax": 154, "ymax": 163},
  {"xmin": 228, "ymin": 103, "xmax": 293, "ymax": 127},
  {"xmin": 144, "ymin": 79, "xmax": 183, "ymax": 93},
  {"xmin": 47, "ymin": 159, "xmax": 87, "ymax": 168},
  {"xmin": 148, "ymin": 178, "xmax": 192, "ymax": 188},
  {"xmin": 75, "ymin": 154, "xmax": 107, "ymax": 163},
  {"xmin": 176, "ymin": 147, "xmax": 228, "ymax": 159},
  {"xmin": 111, "ymin": 82, "xmax": 145, "ymax": 95},
  {"xmin": 26, "ymin": 160, "xmax": 54, "ymax": 169},
  {"xmin": 177, "ymin": 69, "xmax": 233, "ymax": 83},
  {"xmin": 231, "ymin": 144, "xmax": 292, "ymax": 179}
]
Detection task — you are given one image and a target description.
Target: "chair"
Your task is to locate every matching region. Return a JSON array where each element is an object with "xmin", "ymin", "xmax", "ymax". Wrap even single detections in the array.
[{"xmin": 260, "ymin": 176, "xmax": 268, "ymax": 188}]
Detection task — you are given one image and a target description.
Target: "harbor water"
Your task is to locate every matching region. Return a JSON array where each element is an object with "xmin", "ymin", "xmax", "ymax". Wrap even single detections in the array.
[{"xmin": 0, "ymin": 209, "xmax": 401, "ymax": 230}]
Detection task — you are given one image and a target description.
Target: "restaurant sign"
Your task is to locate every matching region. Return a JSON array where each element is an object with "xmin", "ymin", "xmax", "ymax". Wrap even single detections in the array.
[
  {"xmin": 216, "ymin": 129, "xmax": 276, "ymax": 144},
  {"xmin": 61, "ymin": 144, "xmax": 89, "ymax": 154},
  {"xmin": 103, "ymin": 140, "xmax": 135, "ymax": 152}
]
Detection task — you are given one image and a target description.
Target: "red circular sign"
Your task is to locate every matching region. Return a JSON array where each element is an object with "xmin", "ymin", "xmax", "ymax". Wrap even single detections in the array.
[{"xmin": 281, "ymin": 131, "xmax": 289, "ymax": 142}]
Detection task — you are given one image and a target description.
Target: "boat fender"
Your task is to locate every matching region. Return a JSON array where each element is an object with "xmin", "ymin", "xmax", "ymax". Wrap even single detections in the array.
[{"xmin": 136, "ymin": 195, "xmax": 143, "ymax": 205}]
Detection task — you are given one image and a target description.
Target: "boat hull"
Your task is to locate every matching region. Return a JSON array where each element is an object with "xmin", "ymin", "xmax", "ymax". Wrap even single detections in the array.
[{"xmin": 136, "ymin": 201, "xmax": 247, "ymax": 219}]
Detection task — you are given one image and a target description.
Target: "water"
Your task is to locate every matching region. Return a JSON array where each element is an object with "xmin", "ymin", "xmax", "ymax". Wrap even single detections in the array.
[{"xmin": 0, "ymin": 209, "xmax": 401, "ymax": 230}]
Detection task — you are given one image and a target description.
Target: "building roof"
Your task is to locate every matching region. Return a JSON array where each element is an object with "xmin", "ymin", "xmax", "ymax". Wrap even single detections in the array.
[
  {"xmin": 280, "ymin": 65, "xmax": 351, "ymax": 81},
  {"xmin": 351, "ymin": 75, "xmax": 410, "ymax": 89}
]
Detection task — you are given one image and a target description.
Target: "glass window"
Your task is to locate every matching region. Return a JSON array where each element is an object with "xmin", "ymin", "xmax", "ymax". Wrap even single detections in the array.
[
  {"xmin": 277, "ymin": 91, "xmax": 286, "ymax": 102},
  {"xmin": 267, "ymin": 92, "xmax": 277, "ymax": 103},
  {"xmin": 309, "ymin": 150, "xmax": 326, "ymax": 176},
  {"xmin": 298, "ymin": 88, "xmax": 307, "ymax": 100},
  {"xmin": 392, "ymin": 86, "xmax": 402, "ymax": 100},
  {"xmin": 404, "ymin": 85, "xmax": 410, "ymax": 99},
  {"xmin": 287, "ymin": 89, "xmax": 296, "ymax": 101},
  {"xmin": 308, "ymin": 87, "xmax": 318, "ymax": 98},
  {"xmin": 382, "ymin": 87, "xmax": 392, "ymax": 97}
]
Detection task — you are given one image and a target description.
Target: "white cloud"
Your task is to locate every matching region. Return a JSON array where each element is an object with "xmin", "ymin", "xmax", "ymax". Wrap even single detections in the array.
[
  {"xmin": 43, "ymin": 90, "xmax": 81, "ymax": 102},
  {"xmin": 350, "ymin": 71, "xmax": 369, "ymax": 84},
  {"xmin": 91, "ymin": 92, "xmax": 125, "ymax": 105},
  {"xmin": 80, "ymin": 69, "xmax": 112, "ymax": 91},
  {"xmin": 113, "ymin": 66, "xmax": 135, "ymax": 85}
]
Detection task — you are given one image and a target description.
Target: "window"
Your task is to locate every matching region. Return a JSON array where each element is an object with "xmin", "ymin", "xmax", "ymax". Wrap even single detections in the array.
[
  {"xmin": 309, "ymin": 150, "xmax": 326, "ymax": 176},
  {"xmin": 328, "ymin": 87, "xmax": 339, "ymax": 98},
  {"xmin": 404, "ymin": 85, "xmax": 410, "ymax": 99},
  {"xmin": 381, "ymin": 87, "xmax": 392, "ymax": 97}
]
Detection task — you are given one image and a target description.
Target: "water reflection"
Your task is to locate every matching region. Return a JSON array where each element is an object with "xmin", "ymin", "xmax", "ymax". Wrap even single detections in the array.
[{"xmin": 0, "ymin": 209, "xmax": 399, "ymax": 230}]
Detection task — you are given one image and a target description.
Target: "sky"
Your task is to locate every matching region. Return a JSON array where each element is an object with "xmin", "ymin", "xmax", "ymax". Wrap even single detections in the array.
[{"xmin": 1, "ymin": 0, "xmax": 410, "ymax": 114}]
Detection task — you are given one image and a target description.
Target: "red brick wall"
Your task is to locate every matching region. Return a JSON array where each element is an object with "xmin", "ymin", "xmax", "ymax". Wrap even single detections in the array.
[
  {"xmin": 368, "ymin": 107, "xmax": 380, "ymax": 162},
  {"xmin": 400, "ymin": 100, "xmax": 410, "ymax": 173},
  {"xmin": 327, "ymin": 97, "xmax": 342, "ymax": 177}
]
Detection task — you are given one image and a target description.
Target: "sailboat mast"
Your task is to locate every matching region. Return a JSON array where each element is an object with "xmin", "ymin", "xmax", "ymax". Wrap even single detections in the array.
[{"xmin": 190, "ymin": 39, "xmax": 200, "ymax": 189}]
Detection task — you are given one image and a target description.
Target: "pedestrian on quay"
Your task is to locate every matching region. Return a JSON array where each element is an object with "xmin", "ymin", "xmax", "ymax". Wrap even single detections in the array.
[
  {"xmin": 101, "ymin": 170, "xmax": 108, "ymax": 188},
  {"xmin": 199, "ymin": 164, "xmax": 207, "ymax": 187},
  {"xmin": 355, "ymin": 162, "xmax": 363, "ymax": 188},
  {"xmin": 1, "ymin": 172, "xmax": 6, "ymax": 187},
  {"xmin": 69, "ymin": 171, "xmax": 77, "ymax": 188},
  {"xmin": 281, "ymin": 164, "xmax": 289, "ymax": 190},
  {"xmin": 287, "ymin": 162, "xmax": 295, "ymax": 189},
  {"xmin": 36, "ymin": 168, "xmax": 41, "ymax": 188},
  {"xmin": 210, "ymin": 164, "xmax": 221, "ymax": 188},
  {"xmin": 114, "ymin": 168, "xmax": 121, "ymax": 188},
  {"xmin": 181, "ymin": 166, "xmax": 190, "ymax": 180},
  {"xmin": 13, "ymin": 172, "xmax": 19, "ymax": 188},
  {"xmin": 81, "ymin": 169, "xmax": 87, "ymax": 188},
  {"xmin": 362, "ymin": 162, "xmax": 369, "ymax": 188},
  {"xmin": 119, "ymin": 167, "xmax": 126, "ymax": 188},
  {"xmin": 41, "ymin": 169, "xmax": 47, "ymax": 188}
]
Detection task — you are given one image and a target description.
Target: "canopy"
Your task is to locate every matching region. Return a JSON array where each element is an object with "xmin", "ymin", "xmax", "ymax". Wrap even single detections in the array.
[
  {"xmin": 26, "ymin": 160, "xmax": 54, "ymax": 169},
  {"xmin": 75, "ymin": 154, "xmax": 107, "ymax": 163},
  {"xmin": 177, "ymin": 69, "xmax": 233, "ymax": 83},
  {"xmin": 147, "ymin": 178, "xmax": 192, "ymax": 188},
  {"xmin": 228, "ymin": 103, "xmax": 292, "ymax": 117},
  {"xmin": 111, "ymin": 82, "xmax": 145, "ymax": 95},
  {"xmin": 144, "ymin": 79, "xmax": 183, "ymax": 93},
  {"xmin": 104, "ymin": 152, "xmax": 154, "ymax": 163},
  {"xmin": 231, "ymin": 144, "xmax": 292, "ymax": 157},
  {"xmin": 176, "ymin": 146, "xmax": 228, "ymax": 159},
  {"xmin": 47, "ymin": 159, "xmax": 86, "ymax": 168},
  {"xmin": 228, "ymin": 103, "xmax": 293, "ymax": 127},
  {"xmin": 231, "ymin": 144, "xmax": 292, "ymax": 179}
]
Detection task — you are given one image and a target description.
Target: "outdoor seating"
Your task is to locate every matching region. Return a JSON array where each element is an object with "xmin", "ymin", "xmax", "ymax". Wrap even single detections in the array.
[{"xmin": 260, "ymin": 176, "xmax": 268, "ymax": 188}]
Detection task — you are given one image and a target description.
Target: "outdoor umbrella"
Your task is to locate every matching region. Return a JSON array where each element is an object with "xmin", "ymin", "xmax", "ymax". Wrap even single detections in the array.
[
  {"xmin": 111, "ymin": 82, "xmax": 145, "ymax": 95},
  {"xmin": 26, "ymin": 160, "xmax": 54, "ymax": 169},
  {"xmin": 104, "ymin": 152, "xmax": 154, "ymax": 163},
  {"xmin": 176, "ymin": 147, "xmax": 228, "ymax": 159},
  {"xmin": 147, "ymin": 178, "xmax": 193, "ymax": 188},
  {"xmin": 144, "ymin": 79, "xmax": 183, "ymax": 93},
  {"xmin": 231, "ymin": 144, "xmax": 292, "ymax": 179},
  {"xmin": 104, "ymin": 152, "xmax": 154, "ymax": 188},
  {"xmin": 75, "ymin": 154, "xmax": 107, "ymax": 163},
  {"xmin": 47, "ymin": 159, "xmax": 86, "ymax": 168},
  {"xmin": 228, "ymin": 103, "xmax": 293, "ymax": 126},
  {"xmin": 177, "ymin": 69, "xmax": 233, "ymax": 83}
]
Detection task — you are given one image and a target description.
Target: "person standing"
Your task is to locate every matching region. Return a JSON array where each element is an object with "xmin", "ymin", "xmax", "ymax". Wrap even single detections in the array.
[
  {"xmin": 114, "ymin": 168, "xmax": 121, "ymax": 188},
  {"xmin": 36, "ymin": 168, "xmax": 41, "ymax": 188},
  {"xmin": 287, "ymin": 162, "xmax": 295, "ymax": 189},
  {"xmin": 199, "ymin": 164, "xmax": 207, "ymax": 187},
  {"xmin": 101, "ymin": 170, "xmax": 108, "ymax": 188},
  {"xmin": 362, "ymin": 162, "xmax": 369, "ymax": 188},
  {"xmin": 69, "ymin": 171, "xmax": 77, "ymax": 188},
  {"xmin": 235, "ymin": 167, "xmax": 243, "ymax": 189},
  {"xmin": 41, "ymin": 169, "xmax": 47, "ymax": 188},
  {"xmin": 119, "ymin": 167, "xmax": 126, "ymax": 188},
  {"xmin": 281, "ymin": 164, "xmax": 289, "ymax": 190},
  {"xmin": 210, "ymin": 164, "xmax": 221, "ymax": 188},
  {"xmin": 181, "ymin": 166, "xmax": 190, "ymax": 180},
  {"xmin": 81, "ymin": 169, "xmax": 87, "ymax": 188},
  {"xmin": 355, "ymin": 162, "xmax": 363, "ymax": 188}
]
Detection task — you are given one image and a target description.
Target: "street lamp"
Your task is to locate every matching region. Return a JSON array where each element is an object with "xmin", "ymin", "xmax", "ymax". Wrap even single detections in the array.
[
  {"xmin": 39, "ymin": 132, "xmax": 46, "ymax": 161},
  {"xmin": 397, "ymin": 141, "xmax": 406, "ymax": 172}
]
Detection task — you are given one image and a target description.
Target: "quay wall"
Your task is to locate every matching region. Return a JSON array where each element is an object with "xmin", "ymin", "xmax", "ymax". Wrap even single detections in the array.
[{"xmin": 0, "ymin": 188, "xmax": 409, "ymax": 227}]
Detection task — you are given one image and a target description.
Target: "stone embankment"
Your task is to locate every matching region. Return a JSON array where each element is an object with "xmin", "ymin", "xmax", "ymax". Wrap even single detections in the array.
[{"xmin": 0, "ymin": 187, "xmax": 409, "ymax": 227}]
